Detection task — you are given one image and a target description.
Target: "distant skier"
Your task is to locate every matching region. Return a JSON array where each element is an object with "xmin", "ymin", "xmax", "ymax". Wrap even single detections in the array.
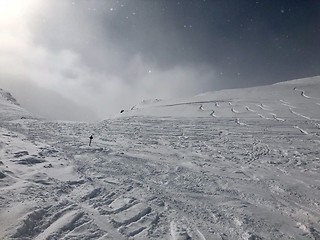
[{"xmin": 89, "ymin": 135, "xmax": 93, "ymax": 146}]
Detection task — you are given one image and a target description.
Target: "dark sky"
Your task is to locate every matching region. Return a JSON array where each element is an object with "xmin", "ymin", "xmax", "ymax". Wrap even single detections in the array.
[
  {"xmin": 100, "ymin": 0, "xmax": 320, "ymax": 88},
  {"xmin": 0, "ymin": 0, "xmax": 319, "ymax": 120}
]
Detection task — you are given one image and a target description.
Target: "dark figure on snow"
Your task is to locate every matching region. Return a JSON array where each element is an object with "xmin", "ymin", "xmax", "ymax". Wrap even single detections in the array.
[{"xmin": 89, "ymin": 135, "xmax": 93, "ymax": 146}]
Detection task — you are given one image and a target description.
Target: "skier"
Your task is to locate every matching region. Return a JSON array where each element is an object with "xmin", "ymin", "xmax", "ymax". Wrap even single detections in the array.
[{"xmin": 89, "ymin": 135, "xmax": 93, "ymax": 146}]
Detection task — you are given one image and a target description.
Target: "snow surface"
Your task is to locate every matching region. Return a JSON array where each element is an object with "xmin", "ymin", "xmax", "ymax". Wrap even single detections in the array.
[{"xmin": 1, "ymin": 76, "xmax": 320, "ymax": 239}]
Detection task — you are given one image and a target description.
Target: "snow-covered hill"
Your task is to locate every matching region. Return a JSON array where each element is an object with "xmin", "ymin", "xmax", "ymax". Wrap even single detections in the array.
[
  {"xmin": 0, "ymin": 88, "xmax": 36, "ymax": 121},
  {"xmin": 1, "ymin": 77, "xmax": 320, "ymax": 239},
  {"xmin": 122, "ymin": 76, "xmax": 320, "ymax": 121}
]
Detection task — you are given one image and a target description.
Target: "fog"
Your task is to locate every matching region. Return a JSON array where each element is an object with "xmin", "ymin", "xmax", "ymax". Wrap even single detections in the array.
[
  {"xmin": 0, "ymin": 0, "xmax": 216, "ymax": 120},
  {"xmin": 1, "ymin": 0, "xmax": 319, "ymax": 120}
]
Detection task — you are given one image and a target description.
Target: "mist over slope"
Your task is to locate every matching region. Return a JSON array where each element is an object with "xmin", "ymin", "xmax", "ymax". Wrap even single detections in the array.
[
  {"xmin": 0, "ymin": 88, "xmax": 36, "ymax": 121},
  {"xmin": 0, "ymin": 77, "xmax": 320, "ymax": 239}
]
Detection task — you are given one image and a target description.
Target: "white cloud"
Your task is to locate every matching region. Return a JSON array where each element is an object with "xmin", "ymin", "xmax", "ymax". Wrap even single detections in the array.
[{"xmin": 0, "ymin": 0, "xmax": 217, "ymax": 120}]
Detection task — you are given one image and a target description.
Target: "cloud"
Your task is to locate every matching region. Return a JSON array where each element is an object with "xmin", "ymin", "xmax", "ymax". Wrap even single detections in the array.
[
  {"xmin": 0, "ymin": 0, "xmax": 217, "ymax": 120},
  {"xmin": 0, "ymin": 77, "xmax": 98, "ymax": 121}
]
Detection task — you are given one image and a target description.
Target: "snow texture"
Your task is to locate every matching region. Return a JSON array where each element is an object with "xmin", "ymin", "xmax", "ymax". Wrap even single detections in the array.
[{"xmin": 1, "ymin": 76, "xmax": 320, "ymax": 239}]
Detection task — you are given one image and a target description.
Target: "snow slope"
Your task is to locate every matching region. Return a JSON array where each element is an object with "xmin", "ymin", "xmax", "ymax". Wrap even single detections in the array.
[
  {"xmin": 0, "ymin": 88, "xmax": 36, "ymax": 121},
  {"xmin": 122, "ymin": 76, "xmax": 320, "ymax": 121},
  {"xmin": 1, "ymin": 76, "xmax": 320, "ymax": 239}
]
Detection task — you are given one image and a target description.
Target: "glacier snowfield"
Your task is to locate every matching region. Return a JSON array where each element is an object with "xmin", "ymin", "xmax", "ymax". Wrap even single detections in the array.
[{"xmin": 0, "ymin": 77, "xmax": 320, "ymax": 239}]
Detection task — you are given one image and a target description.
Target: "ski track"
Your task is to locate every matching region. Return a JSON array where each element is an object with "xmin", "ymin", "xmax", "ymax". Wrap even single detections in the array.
[
  {"xmin": 245, "ymin": 106, "xmax": 255, "ymax": 112},
  {"xmin": 294, "ymin": 87, "xmax": 311, "ymax": 99},
  {"xmin": 280, "ymin": 99, "xmax": 296, "ymax": 108},
  {"xmin": 289, "ymin": 108, "xmax": 312, "ymax": 120},
  {"xmin": 1, "ymin": 116, "xmax": 320, "ymax": 239},
  {"xmin": 231, "ymin": 108, "xmax": 239, "ymax": 114},
  {"xmin": 258, "ymin": 114, "xmax": 273, "ymax": 120},
  {"xmin": 294, "ymin": 87, "xmax": 320, "ymax": 100},
  {"xmin": 270, "ymin": 113, "xmax": 285, "ymax": 122},
  {"xmin": 256, "ymin": 103, "xmax": 271, "ymax": 111},
  {"xmin": 294, "ymin": 126, "xmax": 309, "ymax": 135},
  {"xmin": 235, "ymin": 118, "xmax": 247, "ymax": 126}
]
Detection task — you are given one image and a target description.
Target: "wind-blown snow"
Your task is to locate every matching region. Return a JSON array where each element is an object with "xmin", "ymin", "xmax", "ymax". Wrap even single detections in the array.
[{"xmin": 0, "ymin": 76, "xmax": 320, "ymax": 239}]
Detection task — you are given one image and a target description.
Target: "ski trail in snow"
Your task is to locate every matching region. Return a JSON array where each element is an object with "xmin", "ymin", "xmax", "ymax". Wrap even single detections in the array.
[
  {"xmin": 280, "ymin": 99, "xmax": 296, "ymax": 108},
  {"xmin": 210, "ymin": 110, "xmax": 216, "ymax": 117},
  {"xmin": 235, "ymin": 118, "xmax": 247, "ymax": 126},
  {"xmin": 294, "ymin": 87, "xmax": 320, "ymax": 100},
  {"xmin": 294, "ymin": 87, "xmax": 312, "ymax": 99},
  {"xmin": 245, "ymin": 106, "xmax": 255, "ymax": 112},
  {"xmin": 294, "ymin": 126, "xmax": 309, "ymax": 135},
  {"xmin": 280, "ymin": 99, "xmax": 289, "ymax": 104},
  {"xmin": 34, "ymin": 210, "xmax": 80, "ymax": 240},
  {"xmin": 270, "ymin": 113, "xmax": 285, "ymax": 122},
  {"xmin": 231, "ymin": 108, "xmax": 239, "ymax": 114},
  {"xmin": 196, "ymin": 229, "xmax": 207, "ymax": 240},
  {"xmin": 289, "ymin": 108, "xmax": 312, "ymax": 120},
  {"xmin": 256, "ymin": 103, "xmax": 271, "ymax": 111},
  {"xmin": 258, "ymin": 114, "xmax": 273, "ymax": 120}
]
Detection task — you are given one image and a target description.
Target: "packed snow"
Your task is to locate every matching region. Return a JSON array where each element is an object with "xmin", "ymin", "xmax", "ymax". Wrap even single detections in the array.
[{"xmin": 1, "ymin": 76, "xmax": 320, "ymax": 239}]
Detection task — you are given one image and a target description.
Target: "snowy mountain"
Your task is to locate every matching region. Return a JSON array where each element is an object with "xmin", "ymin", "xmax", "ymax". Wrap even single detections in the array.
[
  {"xmin": 0, "ymin": 88, "xmax": 36, "ymax": 121},
  {"xmin": 123, "ymin": 76, "xmax": 320, "ymax": 121},
  {"xmin": 1, "ymin": 76, "xmax": 320, "ymax": 239},
  {"xmin": 0, "ymin": 88, "xmax": 20, "ymax": 106}
]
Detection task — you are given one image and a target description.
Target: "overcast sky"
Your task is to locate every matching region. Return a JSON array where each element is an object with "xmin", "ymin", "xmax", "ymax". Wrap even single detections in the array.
[{"xmin": 0, "ymin": 0, "xmax": 320, "ymax": 121}]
